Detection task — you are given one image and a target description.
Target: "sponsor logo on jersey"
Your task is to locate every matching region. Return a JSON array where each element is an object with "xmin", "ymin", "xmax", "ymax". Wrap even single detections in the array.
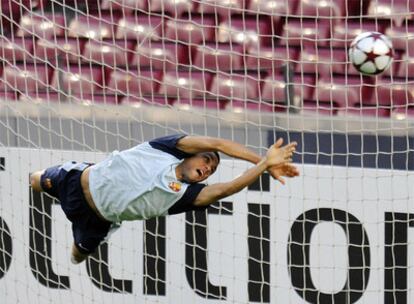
[
  {"xmin": 43, "ymin": 178, "xmax": 53, "ymax": 189},
  {"xmin": 168, "ymin": 181, "xmax": 181, "ymax": 192}
]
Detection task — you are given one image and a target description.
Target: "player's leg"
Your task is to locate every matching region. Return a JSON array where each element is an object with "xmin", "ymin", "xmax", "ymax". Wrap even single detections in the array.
[
  {"xmin": 30, "ymin": 170, "xmax": 45, "ymax": 192},
  {"xmin": 71, "ymin": 243, "xmax": 89, "ymax": 264}
]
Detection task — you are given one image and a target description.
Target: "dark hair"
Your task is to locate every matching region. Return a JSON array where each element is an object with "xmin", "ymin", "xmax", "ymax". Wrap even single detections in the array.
[{"xmin": 213, "ymin": 151, "xmax": 220, "ymax": 164}]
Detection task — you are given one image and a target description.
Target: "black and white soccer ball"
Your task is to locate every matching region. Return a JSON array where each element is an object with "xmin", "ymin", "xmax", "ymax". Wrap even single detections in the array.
[{"xmin": 348, "ymin": 31, "xmax": 393, "ymax": 76}]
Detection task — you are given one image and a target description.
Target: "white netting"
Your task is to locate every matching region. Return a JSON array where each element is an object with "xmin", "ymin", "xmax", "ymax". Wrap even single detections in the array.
[{"xmin": 0, "ymin": 0, "xmax": 413, "ymax": 303}]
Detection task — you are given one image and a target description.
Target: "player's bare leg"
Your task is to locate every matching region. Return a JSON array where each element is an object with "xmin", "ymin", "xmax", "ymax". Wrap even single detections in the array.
[
  {"xmin": 30, "ymin": 170, "xmax": 45, "ymax": 192},
  {"xmin": 71, "ymin": 243, "xmax": 89, "ymax": 264}
]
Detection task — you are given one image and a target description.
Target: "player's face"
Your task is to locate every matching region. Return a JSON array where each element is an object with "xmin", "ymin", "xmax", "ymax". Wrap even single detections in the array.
[{"xmin": 180, "ymin": 152, "xmax": 219, "ymax": 183}]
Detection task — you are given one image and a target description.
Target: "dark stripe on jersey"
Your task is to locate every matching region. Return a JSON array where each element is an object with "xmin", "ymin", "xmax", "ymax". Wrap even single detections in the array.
[
  {"xmin": 149, "ymin": 134, "xmax": 194, "ymax": 160},
  {"xmin": 0, "ymin": 157, "xmax": 4, "ymax": 171}
]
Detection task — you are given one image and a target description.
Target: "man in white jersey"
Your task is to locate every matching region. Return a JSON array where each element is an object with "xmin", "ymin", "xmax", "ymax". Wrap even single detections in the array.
[{"xmin": 30, "ymin": 134, "xmax": 298, "ymax": 264}]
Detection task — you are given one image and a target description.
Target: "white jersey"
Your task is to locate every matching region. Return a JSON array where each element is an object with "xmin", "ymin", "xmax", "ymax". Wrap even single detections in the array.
[{"xmin": 88, "ymin": 135, "xmax": 206, "ymax": 222}]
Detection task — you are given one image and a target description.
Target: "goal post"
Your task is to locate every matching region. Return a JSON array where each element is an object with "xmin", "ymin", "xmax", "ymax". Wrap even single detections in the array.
[{"xmin": 0, "ymin": 0, "xmax": 414, "ymax": 303}]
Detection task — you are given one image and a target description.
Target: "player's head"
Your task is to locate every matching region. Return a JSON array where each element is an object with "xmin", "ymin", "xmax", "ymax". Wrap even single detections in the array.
[{"xmin": 178, "ymin": 151, "xmax": 220, "ymax": 183}]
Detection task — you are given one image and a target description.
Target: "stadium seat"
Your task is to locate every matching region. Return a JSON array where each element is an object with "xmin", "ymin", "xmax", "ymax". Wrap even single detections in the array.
[
  {"xmin": 261, "ymin": 74, "xmax": 315, "ymax": 103},
  {"xmin": 198, "ymin": 0, "xmax": 245, "ymax": 20},
  {"xmin": 218, "ymin": 16, "xmax": 272, "ymax": 49},
  {"xmin": 369, "ymin": 77, "xmax": 414, "ymax": 107},
  {"xmin": 367, "ymin": 0, "xmax": 413, "ymax": 26},
  {"xmin": 116, "ymin": 15, "xmax": 164, "ymax": 42},
  {"xmin": 0, "ymin": 0, "xmax": 36, "ymax": 35},
  {"xmin": 70, "ymin": 93, "xmax": 118, "ymax": 105},
  {"xmin": 0, "ymin": 90, "xmax": 19, "ymax": 101},
  {"xmin": 337, "ymin": 106, "xmax": 390, "ymax": 118},
  {"xmin": 20, "ymin": 91, "xmax": 64, "ymax": 103},
  {"xmin": 149, "ymin": 0, "xmax": 196, "ymax": 16},
  {"xmin": 68, "ymin": 12, "xmax": 121, "ymax": 39},
  {"xmin": 0, "ymin": 36, "xmax": 34, "ymax": 62},
  {"xmin": 279, "ymin": 18, "xmax": 330, "ymax": 47},
  {"xmin": 173, "ymin": 98, "xmax": 226, "ymax": 111},
  {"xmin": 225, "ymin": 100, "xmax": 285, "ymax": 113},
  {"xmin": 82, "ymin": 39, "xmax": 135, "ymax": 67},
  {"xmin": 314, "ymin": 76, "xmax": 373, "ymax": 108},
  {"xmin": 246, "ymin": 45, "xmax": 298, "ymax": 70},
  {"xmin": 165, "ymin": 15, "xmax": 215, "ymax": 45},
  {"xmin": 16, "ymin": 13, "xmax": 65, "ymax": 39},
  {"xmin": 121, "ymin": 95, "xmax": 173, "ymax": 107},
  {"xmin": 295, "ymin": 0, "xmax": 342, "ymax": 17},
  {"xmin": 159, "ymin": 71, "xmax": 212, "ymax": 99},
  {"xmin": 101, "ymin": 0, "xmax": 147, "ymax": 13},
  {"xmin": 51, "ymin": 65, "xmax": 104, "ymax": 94},
  {"xmin": 34, "ymin": 37, "xmax": 85, "ymax": 66},
  {"xmin": 210, "ymin": 73, "xmax": 262, "ymax": 100},
  {"xmin": 296, "ymin": 46, "xmax": 347, "ymax": 76},
  {"xmin": 392, "ymin": 107, "xmax": 414, "ymax": 120},
  {"xmin": 302, "ymin": 100, "xmax": 337, "ymax": 115},
  {"xmin": 131, "ymin": 41, "xmax": 189, "ymax": 69},
  {"xmin": 248, "ymin": 0, "xmax": 297, "ymax": 16},
  {"xmin": 193, "ymin": 43, "xmax": 243, "ymax": 72},
  {"xmin": 107, "ymin": 69, "xmax": 162, "ymax": 95},
  {"xmin": 397, "ymin": 51, "xmax": 414, "ymax": 78},
  {"xmin": 0, "ymin": 63, "xmax": 51, "ymax": 92},
  {"xmin": 385, "ymin": 24, "xmax": 414, "ymax": 51},
  {"xmin": 332, "ymin": 20, "xmax": 388, "ymax": 47}
]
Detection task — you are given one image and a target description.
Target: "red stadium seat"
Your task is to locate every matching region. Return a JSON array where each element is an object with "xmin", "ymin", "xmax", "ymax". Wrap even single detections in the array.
[
  {"xmin": 16, "ymin": 13, "xmax": 65, "ymax": 39},
  {"xmin": 314, "ymin": 76, "xmax": 373, "ymax": 108},
  {"xmin": 246, "ymin": 45, "xmax": 298, "ymax": 70},
  {"xmin": 71, "ymin": 93, "xmax": 118, "ymax": 105},
  {"xmin": 0, "ymin": 63, "xmax": 51, "ymax": 92},
  {"xmin": 107, "ymin": 69, "xmax": 162, "ymax": 95},
  {"xmin": 261, "ymin": 74, "xmax": 315, "ymax": 103},
  {"xmin": 367, "ymin": 0, "xmax": 413, "ymax": 26},
  {"xmin": 397, "ymin": 52, "xmax": 414, "ymax": 78},
  {"xmin": 332, "ymin": 20, "xmax": 388, "ymax": 48},
  {"xmin": 51, "ymin": 65, "xmax": 104, "ymax": 94},
  {"xmin": 121, "ymin": 95, "xmax": 173, "ymax": 107},
  {"xmin": 296, "ymin": 46, "xmax": 347, "ymax": 75},
  {"xmin": 82, "ymin": 39, "xmax": 135, "ymax": 67},
  {"xmin": 385, "ymin": 24, "xmax": 414, "ymax": 51},
  {"xmin": 131, "ymin": 41, "xmax": 189, "ymax": 69},
  {"xmin": 337, "ymin": 106, "xmax": 390, "ymax": 118},
  {"xmin": 225, "ymin": 100, "xmax": 285, "ymax": 113},
  {"xmin": 0, "ymin": 0, "xmax": 36, "ymax": 35},
  {"xmin": 34, "ymin": 37, "xmax": 85, "ymax": 66},
  {"xmin": 248, "ymin": 0, "xmax": 297, "ymax": 16},
  {"xmin": 159, "ymin": 71, "xmax": 212, "ymax": 99},
  {"xmin": 0, "ymin": 90, "xmax": 19, "ymax": 101},
  {"xmin": 68, "ymin": 12, "xmax": 121, "ymax": 39},
  {"xmin": 165, "ymin": 15, "xmax": 215, "ymax": 45},
  {"xmin": 218, "ymin": 16, "xmax": 272, "ymax": 49},
  {"xmin": 198, "ymin": 0, "xmax": 245, "ymax": 20},
  {"xmin": 279, "ymin": 18, "xmax": 330, "ymax": 47},
  {"xmin": 149, "ymin": 0, "xmax": 196, "ymax": 16},
  {"xmin": 392, "ymin": 107, "xmax": 414, "ymax": 120},
  {"xmin": 0, "ymin": 36, "xmax": 34, "ymax": 62},
  {"xmin": 116, "ymin": 15, "xmax": 164, "ymax": 42},
  {"xmin": 193, "ymin": 43, "xmax": 243, "ymax": 72},
  {"xmin": 302, "ymin": 100, "xmax": 337, "ymax": 116},
  {"xmin": 296, "ymin": 0, "xmax": 342, "ymax": 17},
  {"xmin": 210, "ymin": 73, "xmax": 262, "ymax": 100},
  {"xmin": 369, "ymin": 77, "xmax": 414, "ymax": 107},
  {"xmin": 101, "ymin": 0, "xmax": 147, "ymax": 13},
  {"xmin": 174, "ymin": 98, "xmax": 227, "ymax": 111},
  {"xmin": 20, "ymin": 91, "xmax": 62, "ymax": 103}
]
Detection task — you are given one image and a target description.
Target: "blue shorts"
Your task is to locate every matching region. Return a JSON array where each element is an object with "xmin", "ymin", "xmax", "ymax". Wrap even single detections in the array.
[{"xmin": 41, "ymin": 161, "xmax": 112, "ymax": 255}]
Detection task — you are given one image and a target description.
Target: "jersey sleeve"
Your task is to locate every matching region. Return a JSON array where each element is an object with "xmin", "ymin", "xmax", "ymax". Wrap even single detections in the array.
[
  {"xmin": 148, "ymin": 134, "xmax": 194, "ymax": 159},
  {"xmin": 168, "ymin": 183, "xmax": 208, "ymax": 215}
]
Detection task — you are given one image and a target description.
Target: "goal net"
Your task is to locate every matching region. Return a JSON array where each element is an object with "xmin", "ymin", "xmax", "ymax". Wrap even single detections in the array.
[{"xmin": 0, "ymin": 0, "xmax": 413, "ymax": 303}]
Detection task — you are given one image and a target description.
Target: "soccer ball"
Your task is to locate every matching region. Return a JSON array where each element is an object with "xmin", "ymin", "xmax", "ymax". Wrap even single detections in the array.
[{"xmin": 348, "ymin": 32, "xmax": 393, "ymax": 76}]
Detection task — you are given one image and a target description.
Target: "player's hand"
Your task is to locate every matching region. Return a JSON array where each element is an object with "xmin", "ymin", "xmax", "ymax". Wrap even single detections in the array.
[
  {"xmin": 268, "ymin": 163, "xmax": 300, "ymax": 185},
  {"xmin": 264, "ymin": 138, "xmax": 297, "ymax": 169}
]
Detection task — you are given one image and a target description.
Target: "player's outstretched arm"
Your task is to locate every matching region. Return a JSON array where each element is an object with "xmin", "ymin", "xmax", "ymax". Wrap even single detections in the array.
[
  {"xmin": 176, "ymin": 135, "xmax": 262, "ymax": 163},
  {"xmin": 193, "ymin": 139, "xmax": 297, "ymax": 207}
]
